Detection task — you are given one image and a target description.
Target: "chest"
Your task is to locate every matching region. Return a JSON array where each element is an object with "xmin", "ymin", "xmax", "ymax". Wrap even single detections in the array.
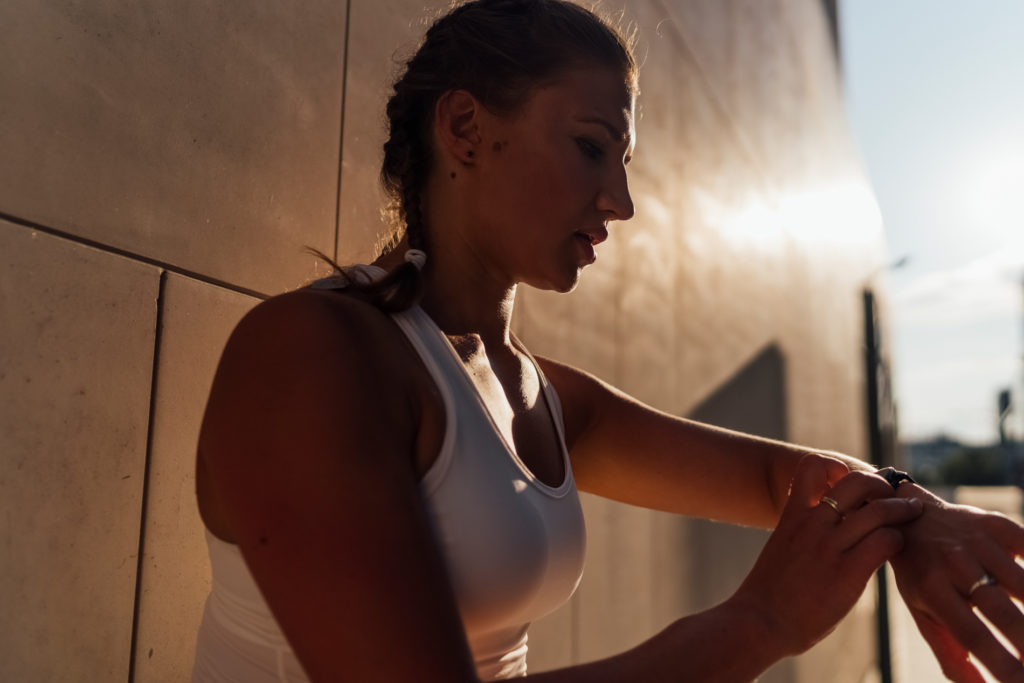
[
  {"xmin": 417, "ymin": 339, "xmax": 586, "ymax": 666},
  {"xmin": 452, "ymin": 338, "xmax": 566, "ymax": 488}
]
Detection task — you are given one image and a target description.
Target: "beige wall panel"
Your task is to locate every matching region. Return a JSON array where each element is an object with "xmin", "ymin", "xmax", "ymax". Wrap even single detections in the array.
[
  {"xmin": 516, "ymin": 242, "xmax": 625, "ymax": 385},
  {"xmin": 662, "ymin": 0, "xmax": 834, "ymax": 187},
  {"xmin": 648, "ymin": 512, "xmax": 695, "ymax": 631},
  {"xmin": 522, "ymin": 591, "xmax": 576, "ymax": 672},
  {"xmin": 0, "ymin": 222, "xmax": 159, "ymax": 682},
  {"xmin": 337, "ymin": 0, "xmax": 448, "ymax": 264},
  {"xmin": 614, "ymin": 210, "xmax": 678, "ymax": 405},
  {"xmin": 132, "ymin": 274, "xmax": 257, "ymax": 682},
  {"xmin": 0, "ymin": 1, "xmax": 347, "ymax": 294},
  {"xmin": 632, "ymin": 3, "xmax": 794, "ymax": 418},
  {"xmin": 781, "ymin": 284, "xmax": 867, "ymax": 457},
  {"xmin": 669, "ymin": 128, "xmax": 785, "ymax": 414},
  {"xmin": 573, "ymin": 495, "xmax": 656, "ymax": 663}
]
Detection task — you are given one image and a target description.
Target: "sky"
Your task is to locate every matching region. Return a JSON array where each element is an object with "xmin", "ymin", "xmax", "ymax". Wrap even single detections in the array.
[{"xmin": 839, "ymin": 0, "xmax": 1024, "ymax": 445}]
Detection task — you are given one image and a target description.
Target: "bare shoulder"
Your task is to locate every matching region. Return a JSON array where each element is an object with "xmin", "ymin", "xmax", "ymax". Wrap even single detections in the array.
[
  {"xmin": 204, "ymin": 289, "xmax": 413, "ymax": 436},
  {"xmin": 197, "ymin": 288, "xmax": 427, "ymax": 537},
  {"xmin": 534, "ymin": 354, "xmax": 653, "ymax": 450},
  {"xmin": 221, "ymin": 287, "xmax": 408, "ymax": 375},
  {"xmin": 533, "ymin": 355, "xmax": 609, "ymax": 449},
  {"xmin": 195, "ymin": 288, "xmax": 477, "ymax": 681},
  {"xmin": 215, "ymin": 287, "xmax": 417, "ymax": 399}
]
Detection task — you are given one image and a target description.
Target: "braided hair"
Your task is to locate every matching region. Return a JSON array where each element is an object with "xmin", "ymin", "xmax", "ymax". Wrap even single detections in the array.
[{"xmin": 339, "ymin": 0, "xmax": 637, "ymax": 312}]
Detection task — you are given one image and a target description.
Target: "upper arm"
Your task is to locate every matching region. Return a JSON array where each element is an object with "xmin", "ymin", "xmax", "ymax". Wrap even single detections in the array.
[
  {"xmin": 536, "ymin": 355, "xmax": 801, "ymax": 527},
  {"xmin": 199, "ymin": 292, "xmax": 478, "ymax": 682}
]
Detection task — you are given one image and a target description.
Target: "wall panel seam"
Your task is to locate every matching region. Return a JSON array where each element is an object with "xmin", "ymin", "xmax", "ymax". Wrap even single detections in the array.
[
  {"xmin": 334, "ymin": 0, "xmax": 353, "ymax": 262},
  {"xmin": 0, "ymin": 210, "xmax": 269, "ymax": 300},
  {"xmin": 127, "ymin": 269, "xmax": 167, "ymax": 683}
]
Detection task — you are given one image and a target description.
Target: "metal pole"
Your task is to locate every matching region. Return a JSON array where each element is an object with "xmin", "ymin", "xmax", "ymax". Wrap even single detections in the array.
[{"xmin": 864, "ymin": 289, "xmax": 893, "ymax": 683}]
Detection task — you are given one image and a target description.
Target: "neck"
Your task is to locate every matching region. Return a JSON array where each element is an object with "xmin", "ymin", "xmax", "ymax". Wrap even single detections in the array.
[
  {"xmin": 376, "ymin": 235, "xmax": 517, "ymax": 348},
  {"xmin": 418, "ymin": 262, "xmax": 517, "ymax": 349}
]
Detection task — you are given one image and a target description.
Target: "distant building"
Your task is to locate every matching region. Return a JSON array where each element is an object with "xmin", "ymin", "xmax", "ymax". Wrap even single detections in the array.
[{"xmin": 902, "ymin": 435, "xmax": 965, "ymax": 483}]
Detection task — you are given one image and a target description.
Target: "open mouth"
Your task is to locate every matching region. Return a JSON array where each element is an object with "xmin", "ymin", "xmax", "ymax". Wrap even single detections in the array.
[
  {"xmin": 573, "ymin": 231, "xmax": 599, "ymax": 264},
  {"xmin": 575, "ymin": 229, "xmax": 608, "ymax": 246}
]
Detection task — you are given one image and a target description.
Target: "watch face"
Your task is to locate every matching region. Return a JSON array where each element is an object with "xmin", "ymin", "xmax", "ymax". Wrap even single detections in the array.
[{"xmin": 878, "ymin": 467, "xmax": 915, "ymax": 489}]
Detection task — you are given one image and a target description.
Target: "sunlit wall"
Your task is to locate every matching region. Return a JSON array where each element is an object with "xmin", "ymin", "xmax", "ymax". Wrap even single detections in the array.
[{"xmin": 0, "ymin": 1, "xmax": 887, "ymax": 681}]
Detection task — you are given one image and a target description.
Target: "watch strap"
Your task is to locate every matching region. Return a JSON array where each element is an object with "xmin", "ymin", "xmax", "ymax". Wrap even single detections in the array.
[{"xmin": 876, "ymin": 466, "xmax": 916, "ymax": 490}]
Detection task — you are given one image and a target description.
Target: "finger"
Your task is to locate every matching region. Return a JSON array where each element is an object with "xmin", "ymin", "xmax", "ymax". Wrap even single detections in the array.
[
  {"xmin": 822, "ymin": 470, "xmax": 900, "ymax": 515},
  {"xmin": 833, "ymin": 498, "xmax": 923, "ymax": 551},
  {"xmin": 971, "ymin": 587, "xmax": 1024, "ymax": 663},
  {"xmin": 933, "ymin": 585, "xmax": 1024, "ymax": 682},
  {"xmin": 909, "ymin": 608, "xmax": 987, "ymax": 683},
  {"xmin": 976, "ymin": 537, "xmax": 1024, "ymax": 602},
  {"xmin": 788, "ymin": 454, "xmax": 833, "ymax": 509},
  {"xmin": 813, "ymin": 453, "xmax": 851, "ymax": 488},
  {"xmin": 843, "ymin": 527, "xmax": 904, "ymax": 579},
  {"xmin": 948, "ymin": 540, "xmax": 1024, "ymax": 664},
  {"xmin": 986, "ymin": 512, "xmax": 1024, "ymax": 558},
  {"xmin": 942, "ymin": 542, "xmax": 1001, "ymax": 603}
]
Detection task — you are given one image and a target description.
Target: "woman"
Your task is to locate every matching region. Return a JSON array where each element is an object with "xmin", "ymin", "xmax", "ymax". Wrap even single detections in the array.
[{"xmin": 192, "ymin": 1, "xmax": 1024, "ymax": 681}]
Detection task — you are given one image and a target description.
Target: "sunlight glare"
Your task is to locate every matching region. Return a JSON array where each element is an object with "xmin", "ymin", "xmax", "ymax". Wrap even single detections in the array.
[
  {"xmin": 779, "ymin": 180, "xmax": 883, "ymax": 247},
  {"xmin": 963, "ymin": 148, "xmax": 1024, "ymax": 238}
]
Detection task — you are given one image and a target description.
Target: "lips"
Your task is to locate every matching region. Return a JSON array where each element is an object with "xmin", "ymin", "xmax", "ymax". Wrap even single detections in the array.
[
  {"xmin": 573, "ymin": 228, "xmax": 605, "ymax": 265},
  {"xmin": 574, "ymin": 227, "xmax": 608, "ymax": 246}
]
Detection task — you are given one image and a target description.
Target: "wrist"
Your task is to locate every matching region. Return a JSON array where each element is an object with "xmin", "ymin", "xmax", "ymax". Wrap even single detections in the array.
[
  {"xmin": 652, "ymin": 597, "xmax": 785, "ymax": 683},
  {"xmin": 893, "ymin": 480, "xmax": 942, "ymax": 505},
  {"xmin": 719, "ymin": 594, "xmax": 790, "ymax": 666}
]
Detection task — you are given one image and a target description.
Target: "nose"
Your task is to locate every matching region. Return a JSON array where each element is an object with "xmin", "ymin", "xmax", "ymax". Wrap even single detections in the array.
[{"xmin": 597, "ymin": 162, "xmax": 634, "ymax": 221}]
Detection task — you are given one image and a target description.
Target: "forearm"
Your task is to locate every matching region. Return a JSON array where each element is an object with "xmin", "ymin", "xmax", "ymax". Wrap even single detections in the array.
[
  {"xmin": 574, "ymin": 399, "xmax": 830, "ymax": 528},
  {"xmin": 526, "ymin": 599, "xmax": 779, "ymax": 683},
  {"xmin": 540, "ymin": 355, "xmax": 881, "ymax": 528}
]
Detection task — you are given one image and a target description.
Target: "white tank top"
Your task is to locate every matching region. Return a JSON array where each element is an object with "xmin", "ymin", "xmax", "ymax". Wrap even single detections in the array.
[{"xmin": 191, "ymin": 274, "xmax": 587, "ymax": 682}]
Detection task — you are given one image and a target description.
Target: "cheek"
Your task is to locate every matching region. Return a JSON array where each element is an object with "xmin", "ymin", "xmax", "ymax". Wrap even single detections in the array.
[{"xmin": 509, "ymin": 155, "xmax": 581, "ymax": 212}]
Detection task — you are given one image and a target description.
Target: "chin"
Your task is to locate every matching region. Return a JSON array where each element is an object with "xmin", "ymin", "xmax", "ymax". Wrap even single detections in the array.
[
  {"xmin": 531, "ymin": 268, "xmax": 583, "ymax": 294},
  {"xmin": 555, "ymin": 275, "xmax": 582, "ymax": 294}
]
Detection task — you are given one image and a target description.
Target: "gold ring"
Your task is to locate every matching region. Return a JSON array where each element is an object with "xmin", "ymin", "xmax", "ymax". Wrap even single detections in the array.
[
  {"xmin": 968, "ymin": 574, "xmax": 997, "ymax": 597},
  {"xmin": 820, "ymin": 495, "xmax": 843, "ymax": 517}
]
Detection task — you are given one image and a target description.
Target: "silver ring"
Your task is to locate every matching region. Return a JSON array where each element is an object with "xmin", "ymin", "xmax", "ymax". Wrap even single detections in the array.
[
  {"xmin": 820, "ymin": 495, "xmax": 843, "ymax": 518},
  {"xmin": 968, "ymin": 574, "xmax": 997, "ymax": 597}
]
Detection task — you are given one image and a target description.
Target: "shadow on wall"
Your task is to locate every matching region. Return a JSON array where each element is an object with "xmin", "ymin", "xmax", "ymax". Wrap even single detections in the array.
[
  {"xmin": 689, "ymin": 345, "xmax": 788, "ymax": 442},
  {"xmin": 685, "ymin": 344, "xmax": 794, "ymax": 683}
]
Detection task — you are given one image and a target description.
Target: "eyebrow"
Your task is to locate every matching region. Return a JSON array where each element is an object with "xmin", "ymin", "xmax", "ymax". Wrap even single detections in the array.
[{"xmin": 575, "ymin": 115, "xmax": 631, "ymax": 143}]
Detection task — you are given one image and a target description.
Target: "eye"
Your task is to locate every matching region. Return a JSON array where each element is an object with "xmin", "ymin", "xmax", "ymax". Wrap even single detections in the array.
[{"xmin": 575, "ymin": 137, "xmax": 604, "ymax": 161}]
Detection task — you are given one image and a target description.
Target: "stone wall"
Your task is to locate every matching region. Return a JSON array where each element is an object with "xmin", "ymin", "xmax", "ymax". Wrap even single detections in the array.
[{"xmin": 0, "ymin": 1, "xmax": 886, "ymax": 681}]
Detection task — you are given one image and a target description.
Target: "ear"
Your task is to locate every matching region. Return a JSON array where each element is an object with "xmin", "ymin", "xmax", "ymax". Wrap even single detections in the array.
[{"xmin": 434, "ymin": 89, "xmax": 483, "ymax": 165}]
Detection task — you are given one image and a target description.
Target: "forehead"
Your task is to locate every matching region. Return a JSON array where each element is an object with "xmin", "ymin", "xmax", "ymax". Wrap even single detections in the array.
[{"xmin": 522, "ymin": 67, "xmax": 636, "ymax": 141}]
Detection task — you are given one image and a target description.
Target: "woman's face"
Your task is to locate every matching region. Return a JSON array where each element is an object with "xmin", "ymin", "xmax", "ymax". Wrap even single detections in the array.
[{"xmin": 464, "ymin": 66, "xmax": 636, "ymax": 293}]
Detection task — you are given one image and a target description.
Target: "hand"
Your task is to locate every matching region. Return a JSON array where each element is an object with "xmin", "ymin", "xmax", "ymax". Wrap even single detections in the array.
[
  {"xmin": 729, "ymin": 455, "xmax": 924, "ymax": 658},
  {"xmin": 889, "ymin": 486, "xmax": 1024, "ymax": 682}
]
